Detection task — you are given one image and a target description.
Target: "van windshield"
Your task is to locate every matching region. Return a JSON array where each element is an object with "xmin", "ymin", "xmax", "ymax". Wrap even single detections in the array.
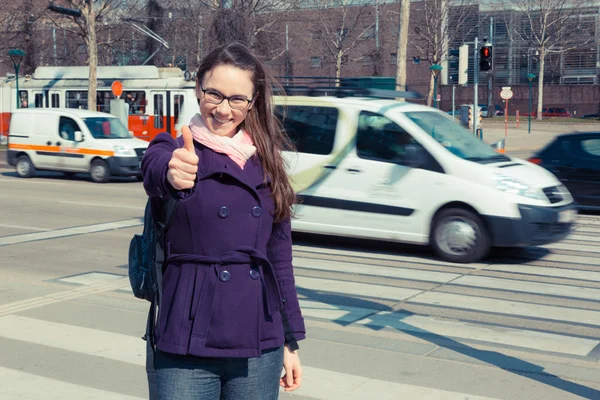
[
  {"xmin": 404, "ymin": 111, "xmax": 510, "ymax": 163},
  {"xmin": 83, "ymin": 117, "xmax": 131, "ymax": 139}
]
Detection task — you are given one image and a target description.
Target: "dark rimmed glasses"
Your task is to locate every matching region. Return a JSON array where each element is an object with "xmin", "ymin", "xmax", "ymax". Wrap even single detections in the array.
[{"xmin": 199, "ymin": 84, "xmax": 255, "ymax": 110}]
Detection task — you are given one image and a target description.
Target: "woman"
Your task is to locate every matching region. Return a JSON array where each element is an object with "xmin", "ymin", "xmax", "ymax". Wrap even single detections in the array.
[{"xmin": 142, "ymin": 42, "xmax": 305, "ymax": 399}]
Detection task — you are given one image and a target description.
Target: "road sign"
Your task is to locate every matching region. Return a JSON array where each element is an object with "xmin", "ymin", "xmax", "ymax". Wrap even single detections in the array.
[
  {"xmin": 436, "ymin": 94, "xmax": 441, "ymax": 102},
  {"xmin": 500, "ymin": 88, "xmax": 513, "ymax": 100}
]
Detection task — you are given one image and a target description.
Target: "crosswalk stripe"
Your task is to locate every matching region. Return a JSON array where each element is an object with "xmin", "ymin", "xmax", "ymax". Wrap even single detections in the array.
[
  {"xmin": 487, "ymin": 264, "xmax": 600, "ymax": 282},
  {"xmin": 293, "ymin": 245, "xmax": 486, "ymax": 269},
  {"xmin": 451, "ymin": 275, "xmax": 600, "ymax": 301},
  {"xmin": 409, "ymin": 291, "xmax": 600, "ymax": 326},
  {"xmin": 300, "ymin": 300, "xmax": 599, "ymax": 356},
  {"xmin": 565, "ymin": 234, "xmax": 600, "ymax": 243},
  {"xmin": 543, "ymin": 241, "xmax": 600, "ymax": 253},
  {"xmin": 295, "ymin": 276, "xmax": 423, "ymax": 301},
  {"xmin": 0, "ymin": 314, "xmax": 499, "ymax": 400},
  {"xmin": 294, "ymin": 365, "xmax": 500, "ymax": 400},
  {"xmin": 0, "ymin": 366, "xmax": 144, "ymax": 400},
  {"xmin": 294, "ymin": 257, "xmax": 461, "ymax": 283},
  {"xmin": 517, "ymin": 252, "xmax": 600, "ymax": 266}
]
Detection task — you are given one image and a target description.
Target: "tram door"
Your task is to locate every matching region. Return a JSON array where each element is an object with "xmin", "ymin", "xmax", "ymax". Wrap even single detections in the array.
[{"xmin": 149, "ymin": 90, "xmax": 167, "ymax": 141}]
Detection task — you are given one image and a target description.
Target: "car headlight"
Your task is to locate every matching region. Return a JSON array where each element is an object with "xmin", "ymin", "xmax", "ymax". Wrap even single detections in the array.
[
  {"xmin": 114, "ymin": 146, "xmax": 136, "ymax": 157},
  {"xmin": 491, "ymin": 174, "xmax": 546, "ymax": 200}
]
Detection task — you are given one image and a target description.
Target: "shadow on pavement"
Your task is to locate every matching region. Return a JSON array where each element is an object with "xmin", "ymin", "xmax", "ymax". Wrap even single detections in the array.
[{"xmin": 299, "ymin": 286, "xmax": 600, "ymax": 399}]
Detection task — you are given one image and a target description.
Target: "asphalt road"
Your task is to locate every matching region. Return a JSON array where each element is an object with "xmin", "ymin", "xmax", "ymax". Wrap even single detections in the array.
[{"xmin": 1, "ymin": 164, "xmax": 600, "ymax": 399}]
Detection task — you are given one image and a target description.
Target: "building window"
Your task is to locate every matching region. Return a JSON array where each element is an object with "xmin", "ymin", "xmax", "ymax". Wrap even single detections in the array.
[
  {"xmin": 311, "ymin": 56, "xmax": 322, "ymax": 68},
  {"xmin": 390, "ymin": 53, "xmax": 397, "ymax": 65},
  {"xmin": 361, "ymin": 26, "xmax": 375, "ymax": 39}
]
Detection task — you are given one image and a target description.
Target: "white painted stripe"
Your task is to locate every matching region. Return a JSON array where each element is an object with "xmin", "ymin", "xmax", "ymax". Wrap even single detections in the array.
[
  {"xmin": 0, "ymin": 315, "xmax": 145, "ymax": 365},
  {"xmin": 567, "ymin": 234, "xmax": 600, "ymax": 243},
  {"xmin": 60, "ymin": 200, "xmax": 144, "ymax": 210},
  {"xmin": 295, "ymin": 366, "xmax": 500, "ymax": 400},
  {"xmin": 353, "ymin": 310, "xmax": 599, "ymax": 356},
  {"xmin": 293, "ymin": 245, "xmax": 486, "ymax": 269},
  {"xmin": 0, "ymin": 223, "xmax": 50, "ymax": 231},
  {"xmin": 543, "ymin": 241, "xmax": 600, "ymax": 253},
  {"xmin": 452, "ymin": 275, "xmax": 600, "ymax": 301},
  {"xmin": 294, "ymin": 257, "xmax": 461, "ymax": 283},
  {"xmin": 488, "ymin": 264, "xmax": 600, "ymax": 282},
  {"xmin": 410, "ymin": 291, "xmax": 600, "ymax": 326},
  {"xmin": 0, "ymin": 277, "xmax": 130, "ymax": 317},
  {"xmin": 574, "ymin": 226, "xmax": 600, "ymax": 234},
  {"xmin": 0, "ymin": 219, "xmax": 143, "ymax": 246},
  {"xmin": 295, "ymin": 276, "xmax": 423, "ymax": 301},
  {"xmin": 0, "ymin": 367, "xmax": 145, "ymax": 400},
  {"xmin": 0, "ymin": 177, "xmax": 69, "ymax": 186},
  {"xmin": 299, "ymin": 300, "xmax": 374, "ymax": 322},
  {"xmin": 0, "ymin": 315, "xmax": 498, "ymax": 400}
]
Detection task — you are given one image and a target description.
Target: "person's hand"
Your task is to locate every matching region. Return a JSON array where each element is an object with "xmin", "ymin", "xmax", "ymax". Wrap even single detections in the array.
[
  {"xmin": 167, "ymin": 126, "xmax": 199, "ymax": 190},
  {"xmin": 280, "ymin": 345, "xmax": 302, "ymax": 392}
]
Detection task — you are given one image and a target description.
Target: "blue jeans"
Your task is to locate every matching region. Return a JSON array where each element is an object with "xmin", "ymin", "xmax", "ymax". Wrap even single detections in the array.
[{"xmin": 155, "ymin": 346, "xmax": 284, "ymax": 400}]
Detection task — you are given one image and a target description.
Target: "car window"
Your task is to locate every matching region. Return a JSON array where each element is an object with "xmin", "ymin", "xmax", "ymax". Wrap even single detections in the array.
[
  {"xmin": 356, "ymin": 111, "xmax": 416, "ymax": 163},
  {"xmin": 58, "ymin": 116, "xmax": 81, "ymax": 141},
  {"xmin": 581, "ymin": 138, "xmax": 600, "ymax": 157},
  {"xmin": 276, "ymin": 105, "xmax": 338, "ymax": 155}
]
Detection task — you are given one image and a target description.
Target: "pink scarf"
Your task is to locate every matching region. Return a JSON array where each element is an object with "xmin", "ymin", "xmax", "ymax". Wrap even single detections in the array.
[{"xmin": 188, "ymin": 113, "xmax": 256, "ymax": 169}]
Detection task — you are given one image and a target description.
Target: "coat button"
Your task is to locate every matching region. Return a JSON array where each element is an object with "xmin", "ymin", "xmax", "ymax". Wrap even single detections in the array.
[
  {"xmin": 251, "ymin": 206, "xmax": 262, "ymax": 218},
  {"xmin": 249, "ymin": 269, "xmax": 260, "ymax": 280},
  {"xmin": 219, "ymin": 270, "xmax": 231, "ymax": 282},
  {"xmin": 218, "ymin": 206, "xmax": 229, "ymax": 218}
]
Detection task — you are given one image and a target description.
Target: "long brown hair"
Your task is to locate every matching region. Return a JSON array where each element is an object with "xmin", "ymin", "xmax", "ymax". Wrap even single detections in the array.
[{"xmin": 195, "ymin": 42, "xmax": 295, "ymax": 223}]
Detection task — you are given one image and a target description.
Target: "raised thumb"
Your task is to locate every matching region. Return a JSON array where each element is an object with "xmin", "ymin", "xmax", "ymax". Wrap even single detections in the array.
[{"xmin": 181, "ymin": 125, "xmax": 194, "ymax": 152}]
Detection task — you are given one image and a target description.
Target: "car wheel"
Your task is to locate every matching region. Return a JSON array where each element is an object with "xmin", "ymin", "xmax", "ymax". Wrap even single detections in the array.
[
  {"xmin": 16, "ymin": 155, "xmax": 35, "ymax": 178},
  {"xmin": 431, "ymin": 208, "xmax": 490, "ymax": 263},
  {"xmin": 90, "ymin": 159, "xmax": 111, "ymax": 183}
]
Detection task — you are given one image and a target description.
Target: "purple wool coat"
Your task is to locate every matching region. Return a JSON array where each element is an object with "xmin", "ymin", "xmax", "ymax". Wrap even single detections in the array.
[{"xmin": 142, "ymin": 132, "xmax": 306, "ymax": 358}]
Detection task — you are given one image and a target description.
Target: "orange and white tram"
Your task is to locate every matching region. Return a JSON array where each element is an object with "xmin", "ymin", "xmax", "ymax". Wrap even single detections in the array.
[{"xmin": 0, "ymin": 65, "xmax": 197, "ymax": 144}]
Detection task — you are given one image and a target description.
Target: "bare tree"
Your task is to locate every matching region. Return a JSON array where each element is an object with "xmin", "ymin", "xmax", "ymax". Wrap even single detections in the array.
[
  {"xmin": 305, "ymin": 0, "xmax": 376, "ymax": 84},
  {"xmin": 410, "ymin": 0, "xmax": 479, "ymax": 106},
  {"xmin": 498, "ymin": 0, "xmax": 596, "ymax": 120},
  {"xmin": 48, "ymin": 1, "xmax": 148, "ymax": 111},
  {"xmin": 395, "ymin": 0, "xmax": 410, "ymax": 95}
]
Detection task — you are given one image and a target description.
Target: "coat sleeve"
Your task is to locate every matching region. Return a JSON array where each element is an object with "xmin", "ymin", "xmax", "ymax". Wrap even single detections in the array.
[
  {"xmin": 267, "ymin": 216, "xmax": 306, "ymax": 349},
  {"xmin": 141, "ymin": 132, "xmax": 196, "ymax": 200}
]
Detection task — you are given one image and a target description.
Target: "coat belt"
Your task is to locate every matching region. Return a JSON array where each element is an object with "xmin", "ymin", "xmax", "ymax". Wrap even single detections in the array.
[{"xmin": 166, "ymin": 245, "xmax": 283, "ymax": 317}]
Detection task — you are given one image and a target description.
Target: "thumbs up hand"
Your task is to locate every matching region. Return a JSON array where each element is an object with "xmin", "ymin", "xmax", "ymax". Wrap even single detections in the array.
[{"xmin": 167, "ymin": 126, "xmax": 199, "ymax": 190}]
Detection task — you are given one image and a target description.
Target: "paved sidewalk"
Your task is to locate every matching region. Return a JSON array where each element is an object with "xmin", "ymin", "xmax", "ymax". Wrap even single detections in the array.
[{"xmin": 477, "ymin": 120, "xmax": 599, "ymax": 151}]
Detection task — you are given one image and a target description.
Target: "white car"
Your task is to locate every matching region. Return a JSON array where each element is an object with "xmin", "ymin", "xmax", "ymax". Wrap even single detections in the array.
[{"xmin": 274, "ymin": 90, "xmax": 576, "ymax": 263}]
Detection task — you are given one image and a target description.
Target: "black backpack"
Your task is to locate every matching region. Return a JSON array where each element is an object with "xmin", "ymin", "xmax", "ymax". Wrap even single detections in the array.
[
  {"xmin": 128, "ymin": 196, "xmax": 178, "ymax": 400},
  {"xmin": 128, "ymin": 196, "xmax": 178, "ymax": 302}
]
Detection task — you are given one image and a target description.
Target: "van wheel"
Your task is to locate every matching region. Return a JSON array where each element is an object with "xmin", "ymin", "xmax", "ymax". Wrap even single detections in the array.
[
  {"xmin": 431, "ymin": 208, "xmax": 490, "ymax": 263},
  {"xmin": 90, "ymin": 159, "xmax": 110, "ymax": 183},
  {"xmin": 16, "ymin": 155, "xmax": 35, "ymax": 178}
]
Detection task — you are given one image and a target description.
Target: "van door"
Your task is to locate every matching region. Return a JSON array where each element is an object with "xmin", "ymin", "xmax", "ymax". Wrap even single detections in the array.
[
  {"xmin": 303, "ymin": 111, "xmax": 439, "ymax": 242},
  {"xmin": 149, "ymin": 91, "xmax": 167, "ymax": 141},
  {"xmin": 56, "ymin": 116, "xmax": 88, "ymax": 171}
]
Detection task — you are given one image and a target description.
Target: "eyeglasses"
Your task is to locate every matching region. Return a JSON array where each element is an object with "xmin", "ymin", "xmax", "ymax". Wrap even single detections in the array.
[{"xmin": 199, "ymin": 84, "xmax": 254, "ymax": 110}]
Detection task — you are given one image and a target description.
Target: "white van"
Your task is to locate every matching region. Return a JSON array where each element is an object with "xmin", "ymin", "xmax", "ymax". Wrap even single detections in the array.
[
  {"xmin": 7, "ymin": 108, "xmax": 149, "ymax": 183},
  {"xmin": 274, "ymin": 92, "xmax": 577, "ymax": 263}
]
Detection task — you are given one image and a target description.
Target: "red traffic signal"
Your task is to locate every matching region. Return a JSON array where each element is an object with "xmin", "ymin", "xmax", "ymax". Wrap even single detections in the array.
[{"xmin": 479, "ymin": 45, "xmax": 493, "ymax": 71}]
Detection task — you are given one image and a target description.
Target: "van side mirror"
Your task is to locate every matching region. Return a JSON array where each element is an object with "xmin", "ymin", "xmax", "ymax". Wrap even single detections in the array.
[
  {"xmin": 74, "ymin": 131, "xmax": 83, "ymax": 142},
  {"xmin": 403, "ymin": 143, "xmax": 428, "ymax": 168}
]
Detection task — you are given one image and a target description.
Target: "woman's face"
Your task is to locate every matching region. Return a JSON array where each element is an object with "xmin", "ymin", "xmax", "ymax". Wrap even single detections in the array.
[{"xmin": 198, "ymin": 64, "xmax": 255, "ymax": 138}]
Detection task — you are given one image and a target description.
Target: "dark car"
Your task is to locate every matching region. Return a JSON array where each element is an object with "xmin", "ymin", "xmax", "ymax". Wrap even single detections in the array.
[{"xmin": 528, "ymin": 132, "xmax": 600, "ymax": 210}]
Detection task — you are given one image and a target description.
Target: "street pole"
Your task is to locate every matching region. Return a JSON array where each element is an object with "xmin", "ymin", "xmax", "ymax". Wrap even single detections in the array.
[
  {"xmin": 473, "ymin": 36, "xmax": 478, "ymax": 136},
  {"xmin": 15, "ymin": 64, "xmax": 20, "ymax": 109},
  {"xmin": 528, "ymin": 82, "xmax": 532, "ymax": 134},
  {"xmin": 433, "ymin": 75, "xmax": 438, "ymax": 109},
  {"xmin": 8, "ymin": 49, "xmax": 25, "ymax": 109}
]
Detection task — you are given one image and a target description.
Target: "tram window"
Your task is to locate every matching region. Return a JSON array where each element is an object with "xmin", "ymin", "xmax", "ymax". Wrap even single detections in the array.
[
  {"xmin": 124, "ymin": 91, "xmax": 146, "ymax": 114},
  {"xmin": 154, "ymin": 94, "xmax": 164, "ymax": 129},
  {"xmin": 18, "ymin": 91, "xmax": 28, "ymax": 108},
  {"xmin": 51, "ymin": 93, "xmax": 60, "ymax": 108},
  {"xmin": 174, "ymin": 94, "xmax": 184, "ymax": 123},
  {"xmin": 34, "ymin": 93, "xmax": 44, "ymax": 108},
  {"xmin": 66, "ymin": 91, "xmax": 88, "ymax": 109},
  {"xmin": 96, "ymin": 91, "xmax": 111, "ymax": 113}
]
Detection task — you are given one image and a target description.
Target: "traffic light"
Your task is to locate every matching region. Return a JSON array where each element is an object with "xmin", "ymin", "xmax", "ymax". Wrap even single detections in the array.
[
  {"xmin": 467, "ymin": 105, "xmax": 483, "ymax": 129},
  {"xmin": 479, "ymin": 45, "xmax": 493, "ymax": 71}
]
